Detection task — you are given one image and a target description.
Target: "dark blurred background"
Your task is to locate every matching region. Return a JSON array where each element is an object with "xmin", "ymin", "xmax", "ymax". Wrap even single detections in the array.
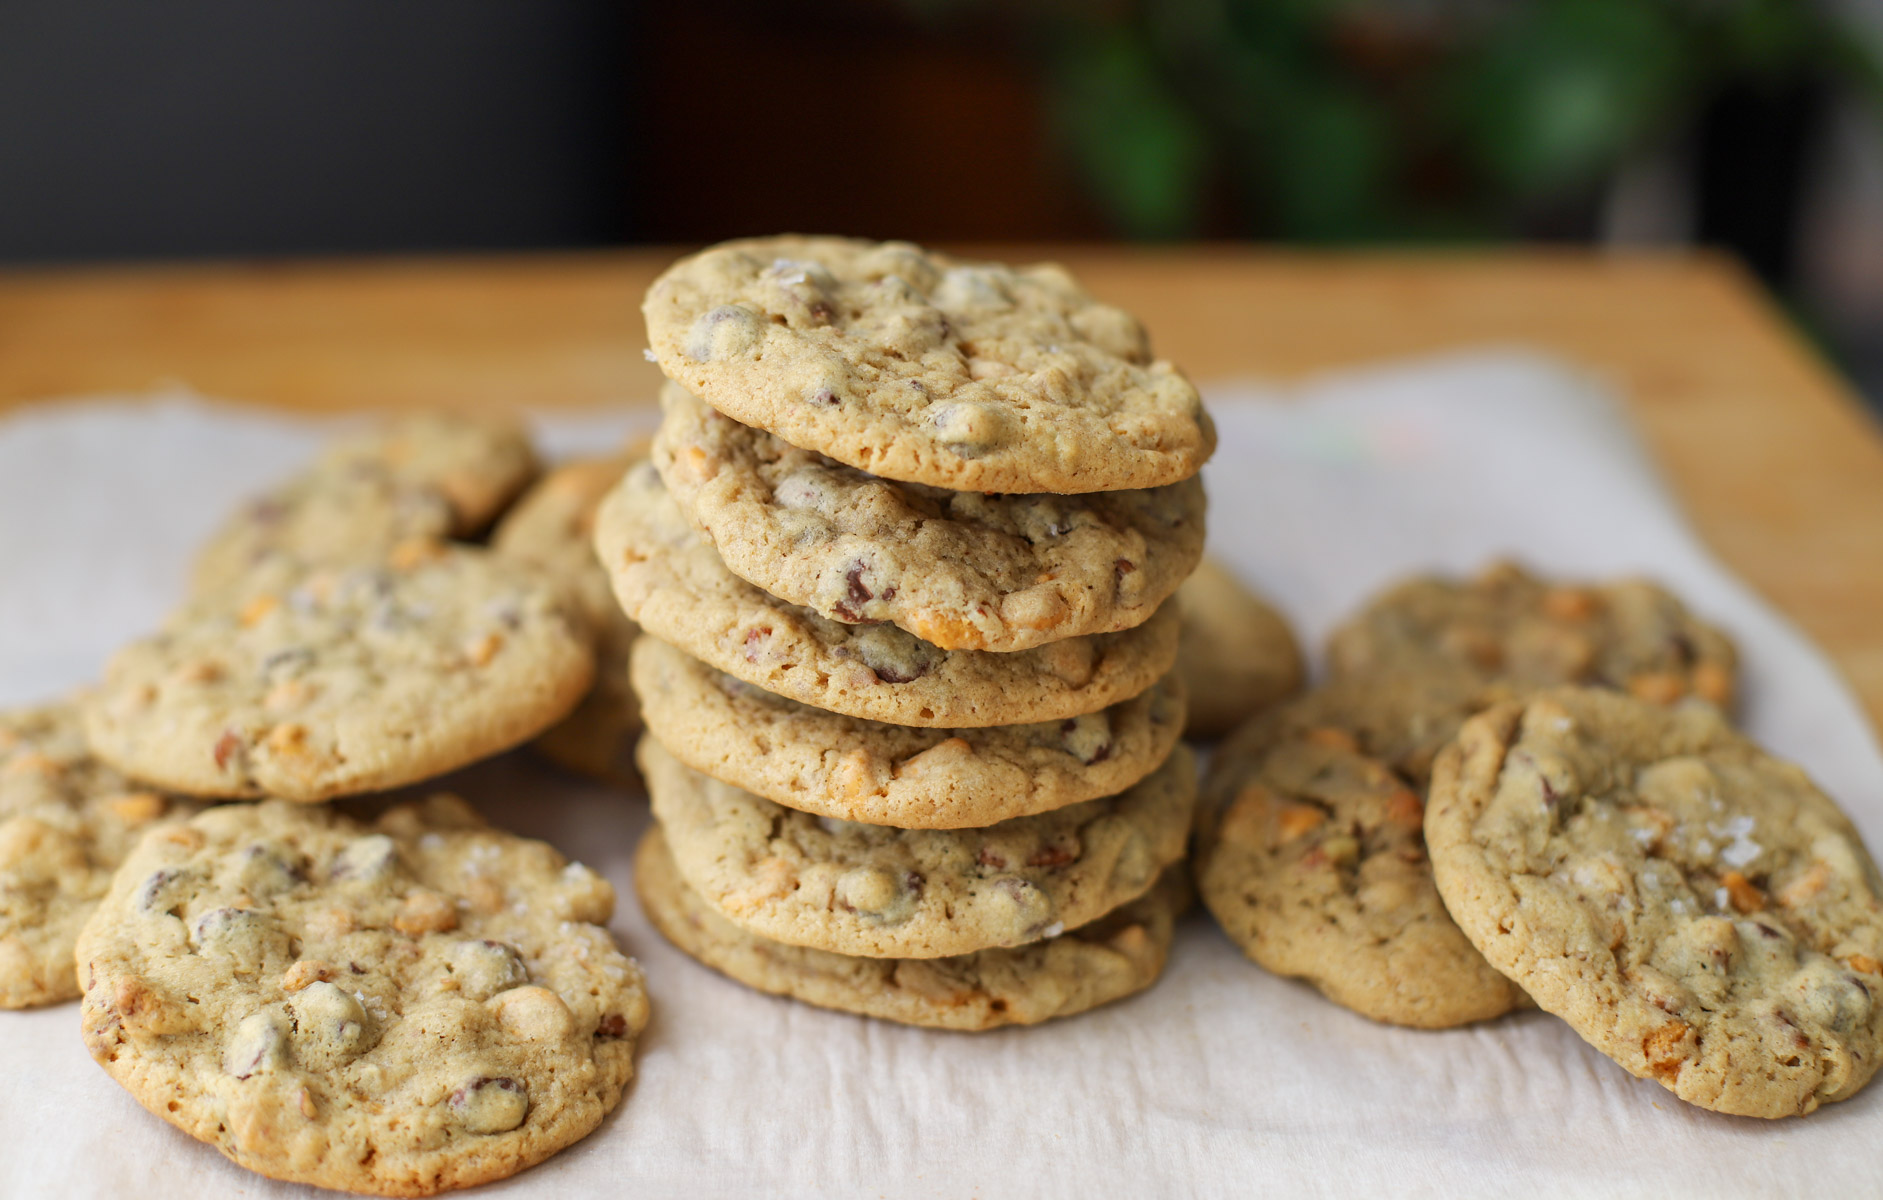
[{"xmin": 2, "ymin": 0, "xmax": 1880, "ymax": 402}]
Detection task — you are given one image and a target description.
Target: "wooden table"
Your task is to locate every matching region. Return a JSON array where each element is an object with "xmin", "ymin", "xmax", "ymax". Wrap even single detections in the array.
[{"xmin": 2, "ymin": 248, "xmax": 1880, "ymax": 732}]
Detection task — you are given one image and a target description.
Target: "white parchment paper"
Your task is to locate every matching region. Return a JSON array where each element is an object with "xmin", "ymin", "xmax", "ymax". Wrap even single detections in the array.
[{"xmin": 1, "ymin": 350, "xmax": 1878, "ymax": 1199}]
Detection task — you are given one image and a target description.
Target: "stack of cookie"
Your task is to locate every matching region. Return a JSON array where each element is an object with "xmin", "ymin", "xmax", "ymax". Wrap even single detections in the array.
[
  {"xmin": 0, "ymin": 415, "xmax": 655, "ymax": 1193},
  {"xmin": 601, "ymin": 236, "xmax": 1217, "ymax": 1029}
]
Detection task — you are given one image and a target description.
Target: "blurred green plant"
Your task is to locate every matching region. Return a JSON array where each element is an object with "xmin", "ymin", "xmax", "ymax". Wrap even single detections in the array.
[{"xmin": 901, "ymin": 0, "xmax": 1883, "ymax": 242}]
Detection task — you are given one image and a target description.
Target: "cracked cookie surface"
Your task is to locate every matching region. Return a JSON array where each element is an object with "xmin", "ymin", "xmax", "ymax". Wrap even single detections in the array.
[
  {"xmin": 643, "ymin": 236, "xmax": 1214, "ymax": 494},
  {"xmin": 641, "ymin": 735, "xmax": 1193, "ymax": 958},
  {"xmin": 654, "ymin": 383, "xmax": 1204, "ymax": 651},
  {"xmin": 1196, "ymin": 699, "xmax": 1525, "ymax": 1028},
  {"xmin": 636, "ymin": 826, "xmax": 1188, "ymax": 1030},
  {"xmin": 493, "ymin": 453, "xmax": 644, "ymax": 783},
  {"xmin": 76, "ymin": 795, "xmax": 649, "ymax": 1196},
  {"xmin": 632, "ymin": 635, "xmax": 1184, "ymax": 828},
  {"xmin": 0, "ymin": 701, "xmax": 198, "ymax": 1007},
  {"xmin": 1176, "ymin": 558, "xmax": 1303, "ymax": 738},
  {"xmin": 1327, "ymin": 562, "xmax": 1738, "ymax": 710},
  {"xmin": 594, "ymin": 460, "xmax": 1179, "ymax": 727},
  {"xmin": 193, "ymin": 413, "xmax": 539, "ymax": 597},
  {"xmin": 89, "ymin": 545, "xmax": 594, "ymax": 801},
  {"xmin": 1426, "ymin": 688, "xmax": 1883, "ymax": 1117}
]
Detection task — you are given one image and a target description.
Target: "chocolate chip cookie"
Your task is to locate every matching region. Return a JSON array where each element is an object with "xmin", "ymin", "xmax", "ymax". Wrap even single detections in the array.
[
  {"xmin": 1195, "ymin": 700, "xmax": 1525, "ymax": 1028},
  {"xmin": 643, "ymin": 236, "xmax": 1214, "ymax": 494},
  {"xmin": 493, "ymin": 453, "xmax": 644, "ymax": 784},
  {"xmin": 632, "ymin": 635, "xmax": 1184, "ymax": 829},
  {"xmin": 641, "ymin": 735, "xmax": 1193, "ymax": 958},
  {"xmin": 636, "ymin": 826, "xmax": 1188, "ymax": 1031},
  {"xmin": 89, "ymin": 544, "xmax": 594, "ymax": 801},
  {"xmin": 593, "ymin": 460, "xmax": 1179, "ymax": 727},
  {"xmin": 77, "ymin": 795, "xmax": 649, "ymax": 1195},
  {"xmin": 1427, "ymin": 688, "xmax": 1883, "ymax": 1117},
  {"xmin": 0, "ymin": 701, "xmax": 197, "ymax": 1007},
  {"xmin": 1327, "ymin": 561, "xmax": 1738, "ymax": 709},
  {"xmin": 193, "ymin": 413, "xmax": 539, "ymax": 597},
  {"xmin": 1176, "ymin": 558, "xmax": 1304, "ymax": 738},
  {"xmin": 653, "ymin": 383, "xmax": 1204, "ymax": 651}
]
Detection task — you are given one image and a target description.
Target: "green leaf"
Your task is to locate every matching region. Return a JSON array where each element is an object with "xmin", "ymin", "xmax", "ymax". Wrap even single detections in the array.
[
  {"xmin": 1046, "ymin": 28, "xmax": 1214, "ymax": 238},
  {"xmin": 1453, "ymin": 0, "xmax": 1690, "ymax": 199}
]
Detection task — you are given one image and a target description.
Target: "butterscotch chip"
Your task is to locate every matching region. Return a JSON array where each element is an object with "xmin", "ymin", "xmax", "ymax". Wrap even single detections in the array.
[
  {"xmin": 652, "ymin": 383, "xmax": 1204, "ymax": 652},
  {"xmin": 636, "ymin": 827, "xmax": 1188, "ymax": 1030},
  {"xmin": 1426, "ymin": 687, "xmax": 1883, "ymax": 1118},
  {"xmin": 76, "ymin": 796, "xmax": 648, "ymax": 1194}
]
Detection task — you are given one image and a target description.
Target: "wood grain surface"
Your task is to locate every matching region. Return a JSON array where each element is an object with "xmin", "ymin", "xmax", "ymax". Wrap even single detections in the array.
[{"xmin": 1, "ymin": 248, "xmax": 1879, "ymax": 733}]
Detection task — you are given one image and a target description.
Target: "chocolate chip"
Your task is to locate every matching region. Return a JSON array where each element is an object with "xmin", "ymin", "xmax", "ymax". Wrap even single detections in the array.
[
  {"xmin": 1026, "ymin": 841, "xmax": 1079, "ymax": 869},
  {"xmin": 135, "ymin": 867, "xmax": 191, "ymax": 916},
  {"xmin": 213, "ymin": 729, "xmax": 245, "ymax": 771},
  {"xmin": 869, "ymin": 661, "xmax": 925, "ymax": 684},
  {"xmin": 1669, "ymin": 632, "xmax": 1697, "ymax": 666},
  {"xmin": 831, "ymin": 560, "xmax": 875, "ymax": 623},
  {"xmin": 597, "ymin": 1013, "xmax": 630, "ymax": 1038}
]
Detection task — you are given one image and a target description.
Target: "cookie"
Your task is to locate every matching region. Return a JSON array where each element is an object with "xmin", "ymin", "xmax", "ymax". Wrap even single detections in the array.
[
  {"xmin": 654, "ymin": 382, "xmax": 1205, "ymax": 651},
  {"xmin": 1195, "ymin": 702, "xmax": 1525, "ymax": 1028},
  {"xmin": 636, "ymin": 826, "xmax": 1188, "ymax": 1031},
  {"xmin": 493, "ymin": 453, "xmax": 644, "ymax": 784},
  {"xmin": 0, "ymin": 701, "xmax": 197, "ymax": 1007},
  {"xmin": 1256, "ymin": 669, "xmax": 1516, "ymax": 788},
  {"xmin": 1426, "ymin": 687, "xmax": 1883, "ymax": 1117},
  {"xmin": 1327, "ymin": 561, "xmax": 1738, "ymax": 709},
  {"xmin": 594, "ymin": 460, "xmax": 1180, "ymax": 727},
  {"xmin": 632, "ymin": 635, "xmax": 1185, "ymax": 828},
  {"xmin": 193, "ymin": 413, "xmax": 539, "ymax": 597},
  {"xmin": 88, "ymin": 544, "xmax": 595, "ymax": 802},
  {"xmin": 643, "ymin": 236, "xmax": 1214, "ymax": 494},
  {"xmin": 1176, "ymin": 558, "xmax": 1304, "ymax": 738},
  {"xmin": 640, "ymin": 735, "xmax": 1193, "ymax": 958},
  {"xmin": 77, "ymin": 795, "xmax": 649, "ymax": 1195}
]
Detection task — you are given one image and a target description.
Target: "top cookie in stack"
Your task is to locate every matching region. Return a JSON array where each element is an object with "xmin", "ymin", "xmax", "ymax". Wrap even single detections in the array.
[{"xmin": 608, "ymin": 236, "xmax": 1214, "ymax": 1029}]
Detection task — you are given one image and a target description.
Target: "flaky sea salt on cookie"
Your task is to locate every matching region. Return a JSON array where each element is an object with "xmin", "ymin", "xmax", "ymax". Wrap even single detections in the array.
[
  {"xmin": 1427, "ymin": 687, "xmax": 1883, "ymax": 1118},
  {"xmin": 89, "ymin": 544, "xmax": 594, "ymax": 801},
  {"xmin": 641, "ymin": 735, "xmax": 1193, "ymax": 959},
  {"xmin": 637, "ymin": 827, "xmax": 1189, "ymax": 1031},
  {"xmin": 643, "ymin": 236, "xmax": 1214, "ymax": 494},
  {"xmin": 0, "ymin": 701, "xmax": 198, "ymax": 1008},
  {"xmin": 193, "ymin": 412, "xmax": 539, "ymax": 598},
  {"xmin": 594, "ymin": 460, "xmax": 1179, "ymax": 728},
  {"xmin": 632, "ymin": 635, "xmax": 1184, "ymax": 828},
  {"xmin": 654, "ymin": 382, "xmax": 1205, "ymax": 651},
  {"xmin": 493, "ymin": 453, "xmax": 645, "ymax": 784},
  {"xmin": 77, "ymin": 796, "xmax": 649, "ymax": 1197}
]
